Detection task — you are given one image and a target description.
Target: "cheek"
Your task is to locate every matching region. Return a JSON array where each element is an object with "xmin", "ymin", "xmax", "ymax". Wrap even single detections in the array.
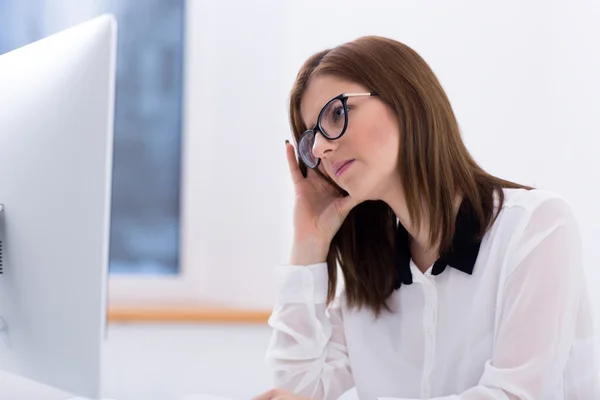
[
  {"xmin": 364, "ymin": 122, "xmax": 399, "ymax": 171},
  {"xmin": 318, "ymin": 165, "xmax": 343, "ymax": 190}
]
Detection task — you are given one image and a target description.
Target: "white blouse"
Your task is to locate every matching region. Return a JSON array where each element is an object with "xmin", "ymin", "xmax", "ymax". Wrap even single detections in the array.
[{"xmin": 265, "ymin": 188, "xmax": 600, "ymax": 400}]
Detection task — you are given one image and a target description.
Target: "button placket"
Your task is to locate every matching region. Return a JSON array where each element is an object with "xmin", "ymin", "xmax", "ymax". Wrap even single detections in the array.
[{"xmin": 421, "ymin": 277, "xmax": 438, "ymax": 399}]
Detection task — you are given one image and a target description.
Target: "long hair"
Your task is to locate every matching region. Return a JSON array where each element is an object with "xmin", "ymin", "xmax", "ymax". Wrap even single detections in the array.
[{"xmin": 288, "ymin": 36, "xmax": 532, "ymax": 316}]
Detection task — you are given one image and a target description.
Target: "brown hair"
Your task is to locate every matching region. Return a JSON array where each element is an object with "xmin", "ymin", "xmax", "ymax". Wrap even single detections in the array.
[{"xmin": 288, "ymin": 36, "xmax": 532, "ymax": 316}]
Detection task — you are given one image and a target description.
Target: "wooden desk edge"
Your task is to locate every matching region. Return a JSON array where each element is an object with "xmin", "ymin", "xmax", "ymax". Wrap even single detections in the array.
[{"xmin": 107, "ymin": 304, "xmax": 272, "ymax": 324}]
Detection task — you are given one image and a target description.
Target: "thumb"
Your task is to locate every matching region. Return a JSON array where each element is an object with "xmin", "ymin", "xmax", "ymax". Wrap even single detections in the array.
[{"xmin": 335, "ymin": 194, "xmax": 362, "ymax": 219}]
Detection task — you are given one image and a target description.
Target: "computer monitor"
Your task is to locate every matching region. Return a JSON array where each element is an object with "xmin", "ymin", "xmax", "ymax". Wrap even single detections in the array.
[{"xmin": 0, "ymin": 14, "xmax": 117, "ymax": 399}]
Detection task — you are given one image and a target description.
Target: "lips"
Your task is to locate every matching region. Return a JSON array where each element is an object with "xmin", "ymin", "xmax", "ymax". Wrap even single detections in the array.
[{"xmin": 333, "ymin": 159, "xmax": 355, "ymax": 177}]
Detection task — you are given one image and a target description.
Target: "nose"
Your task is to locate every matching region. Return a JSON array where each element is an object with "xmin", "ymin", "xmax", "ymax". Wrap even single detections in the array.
[{"xmin": 312, "ymin": 130, "xmax": 338, "ymax": 160}]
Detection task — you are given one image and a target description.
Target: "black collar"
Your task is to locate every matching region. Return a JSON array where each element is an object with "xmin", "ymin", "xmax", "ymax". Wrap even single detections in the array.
[{"xmin": 394, "ymin": 198, "xmax": 482, "ymax": 289}]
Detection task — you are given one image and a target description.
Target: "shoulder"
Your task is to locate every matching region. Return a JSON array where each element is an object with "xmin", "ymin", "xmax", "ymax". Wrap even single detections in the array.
[
  {"xmin": 499, "ymin": 187, "xmax": 577, "ymax": 225},
  {"xmin": 501, "ymin": 187, "xmax": 570, "ymax": 209},
  {"xmin": 498, "ymin": 188, "xmax": 581, "ymax": 273},
  {"xmin": 489, "ymin": 188, "xmax": 580, "ymax": 256}
]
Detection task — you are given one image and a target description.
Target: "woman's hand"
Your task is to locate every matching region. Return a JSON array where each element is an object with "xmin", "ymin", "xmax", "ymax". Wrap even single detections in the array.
[
  {"xmin": 286, "ymin": 140, "xmax": 361, "ymax": 265},
  {"xmin": 251, "ymin": 388, "xmax": 315, "ymax": 400}
]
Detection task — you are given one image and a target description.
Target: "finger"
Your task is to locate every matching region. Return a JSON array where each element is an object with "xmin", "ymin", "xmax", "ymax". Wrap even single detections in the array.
[
  {"xmin": 304, "ymin": 166, "xmax": 322, "ymax": 182},
  {"xmin": 271, "ymin": 391, "xmax": 295, "ymax": 400},
  {"xmin": 285, "ymin": 140, "xmax": 304, "ymax": 185},
  {"xmin": 251, "ymin": 388, "xmax": 280, "ymax": 400}
]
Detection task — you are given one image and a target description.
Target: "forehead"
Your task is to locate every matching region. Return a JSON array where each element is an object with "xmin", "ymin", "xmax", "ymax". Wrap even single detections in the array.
[{"xmin": 300, "ymin": 75, "xmax": 368, "ymax": 128}]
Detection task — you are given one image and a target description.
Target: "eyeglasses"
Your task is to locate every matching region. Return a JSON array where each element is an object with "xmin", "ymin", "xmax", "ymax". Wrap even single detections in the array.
[{"xmin": 298, "ymin": 92, "xmax": 378, "ymax": 169}]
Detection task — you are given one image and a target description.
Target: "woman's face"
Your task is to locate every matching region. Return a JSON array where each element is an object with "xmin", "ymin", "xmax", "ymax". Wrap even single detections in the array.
[{"xmin": 300, "ymin": 74, "xmax": 402, "ymax": 201}]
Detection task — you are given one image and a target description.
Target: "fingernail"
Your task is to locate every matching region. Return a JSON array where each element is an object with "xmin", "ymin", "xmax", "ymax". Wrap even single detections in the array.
[{"xmin": 285, "ymin": 140, "xmax": 289, "ymax": 145}]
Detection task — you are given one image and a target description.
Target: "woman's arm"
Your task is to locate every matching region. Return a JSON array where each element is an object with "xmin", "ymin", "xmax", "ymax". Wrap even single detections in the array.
[{"xmin": 264, "ymin": 262, "xmax": 355, "ymax": 400}]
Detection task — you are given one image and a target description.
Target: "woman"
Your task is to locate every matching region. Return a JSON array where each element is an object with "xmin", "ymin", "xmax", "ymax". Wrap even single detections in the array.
[{"xmin": 253, "ymin": 36, "xmax": 599, "ymax": 400}]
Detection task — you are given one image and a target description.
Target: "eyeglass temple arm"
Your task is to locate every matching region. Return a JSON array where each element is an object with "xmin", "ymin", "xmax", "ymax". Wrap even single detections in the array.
[{"xmin": 343, "ymin": 92, "xmax": 378, "ymax": 97}]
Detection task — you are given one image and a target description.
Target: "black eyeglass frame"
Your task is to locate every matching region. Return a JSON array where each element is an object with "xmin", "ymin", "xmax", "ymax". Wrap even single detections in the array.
[{"xmin": 299, "ymin": 91, "xmax": 379, "ymax": 169}]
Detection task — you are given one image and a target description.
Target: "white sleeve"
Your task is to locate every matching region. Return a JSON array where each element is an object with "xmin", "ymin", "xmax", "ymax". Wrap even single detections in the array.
[
  {"xmin": 379, "ymin": 197, "xmax": 600, "ymax": 400},
  {"xmin": 265, "ymin": 262, "xmax": 354, "ymax": 400}
]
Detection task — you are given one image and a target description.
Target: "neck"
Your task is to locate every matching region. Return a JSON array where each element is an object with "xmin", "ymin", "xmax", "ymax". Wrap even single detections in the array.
[{"xmin": 379, "ymin": 180, "xmax": 463, "ymax": 273}]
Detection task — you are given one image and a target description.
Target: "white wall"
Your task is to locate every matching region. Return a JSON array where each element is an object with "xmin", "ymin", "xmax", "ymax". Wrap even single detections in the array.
[
  {"xmin": 182, "ymin": 0, "xmax": 600, "ymax": 339},
  {"xmin": 181, "ymin": 0, "xmax": 291, "ymax": 308}
]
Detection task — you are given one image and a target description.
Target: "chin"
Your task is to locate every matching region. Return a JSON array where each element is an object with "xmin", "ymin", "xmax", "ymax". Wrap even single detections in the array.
[
  {"xmin": 344, "ymin": 184, "xmax": 372, "ymax": 203},
  {"xmin": 354, "ymin": 182, "xmax": 384, "ymax": 203}
]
